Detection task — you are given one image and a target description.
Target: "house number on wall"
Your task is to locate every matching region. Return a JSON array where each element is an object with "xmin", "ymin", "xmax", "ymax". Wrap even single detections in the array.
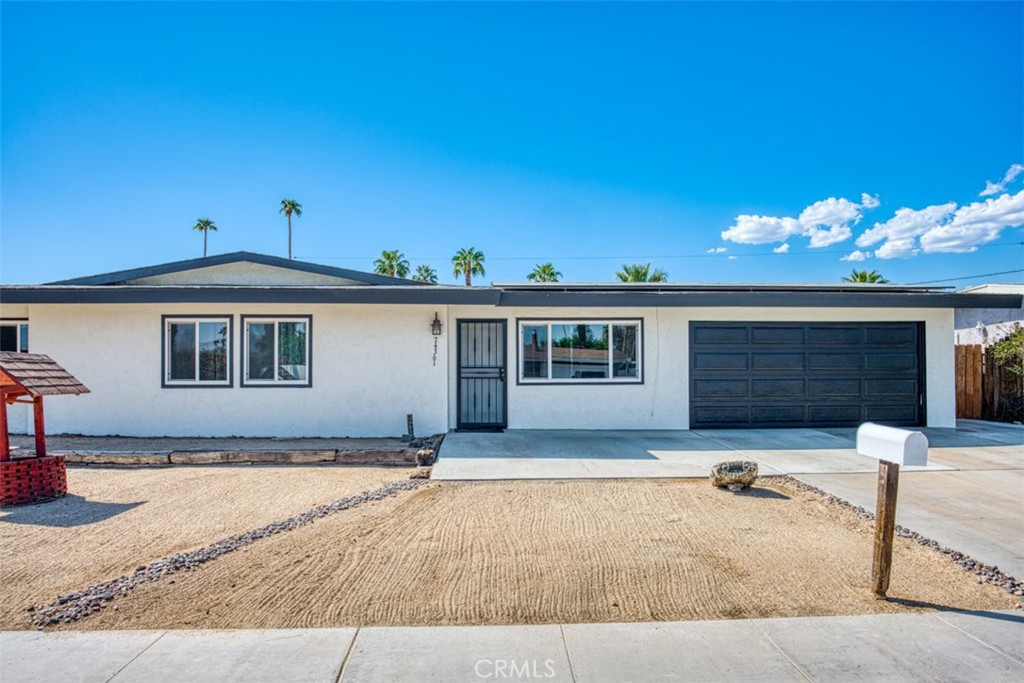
[{"xmin": 432, "ymin": 337, "xmax": 439, "ymax": 367}]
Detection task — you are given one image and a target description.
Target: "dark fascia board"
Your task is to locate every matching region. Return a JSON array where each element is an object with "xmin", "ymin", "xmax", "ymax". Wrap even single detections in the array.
[
  {"xmin": 0, "ymin": 286, "xmax": 500, "ymax": 305},
  {"xmin": 2, "ymin": 287, "xmax": 1018, "ymax": 308},
  {"xmin": 494, "ymin": 282, "xmax": 954, "ymax": 293},
  {"xmin": 45, "ymin": 251, "xmax": 425, "ymax": 287},
  {"xmin": 495, "ymin": 290, "xmax": 1024, "ymax": 309}
]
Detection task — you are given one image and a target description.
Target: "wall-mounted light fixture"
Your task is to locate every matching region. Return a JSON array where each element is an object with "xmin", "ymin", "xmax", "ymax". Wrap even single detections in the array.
[{"xmin": 431, "ymin": 312, "xmax": 443, "ymax": 336}]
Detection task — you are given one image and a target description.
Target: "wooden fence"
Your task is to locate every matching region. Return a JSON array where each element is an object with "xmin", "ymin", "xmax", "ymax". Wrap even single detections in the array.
[{"xmin": 955, "ymin": 344, "xmax": 1023, "ymax": 421}]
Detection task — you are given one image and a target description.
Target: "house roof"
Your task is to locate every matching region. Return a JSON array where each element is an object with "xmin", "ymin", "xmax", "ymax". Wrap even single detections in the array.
[
  {"xmin": 1, "ymin": 254, "xmax": 1020, "ymax": 309},
  {"xmin": 0, "ymin": 352, "xmax": 90, "ymax": 397},
  {"xmin": 46, "ymin": 251, "xmax": 426, "ymax": 287}
]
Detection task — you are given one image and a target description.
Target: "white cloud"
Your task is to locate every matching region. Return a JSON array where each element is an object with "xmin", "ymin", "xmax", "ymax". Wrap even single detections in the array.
[
  {"xmin": 841, "ymin": 250, "xmax": 869, "ymax": 262},
  {"xmin": 721, "ymin": 193, "xmax": 877, "ymax": 248},
  {"xmin": 772, "ymin": 243, "xmax": 790, "ymax": 254},
  {"xmin": 727, "ymin": 255, "xmax": 738, "ymax": 260},
  {"xmin": 706, "ymin": 247, "xmax": 728, "ymax": 254},
  {"xmin": 875, "ymin": 238, "xmax": 919, "ymax": 259},
  {"xmin": 856, "ymin": 202, "xmax": 957, "ymax": 249},
  {"xmin": 980, "ymin": 163, "xmax": 1024, "ymax": 197},
  {"xmin": 721, "ymin": 215, "xmax": 801, "ymax": 244},
  {"xmin": 920, "ymin": 190, "xmax": 1024, "ymax": 253}
]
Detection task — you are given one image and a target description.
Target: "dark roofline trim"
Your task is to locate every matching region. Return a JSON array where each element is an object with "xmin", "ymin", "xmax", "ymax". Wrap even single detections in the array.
[
  {"xmin": 46, "ymin": 251, "xmax": 426, "ymax": 287},
  {"xmin": 1, "ymin": 286, "xmax": 1018, "ymax": 309}
]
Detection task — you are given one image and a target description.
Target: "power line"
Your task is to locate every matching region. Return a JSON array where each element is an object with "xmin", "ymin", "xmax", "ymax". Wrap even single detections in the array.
[
  {"xmin": 907, "ymin": 268, "xmax": 1024, "ymax": 285},
  {"xmin": 299, "ymin": 241, "xmax": 1022, "ymax": 263}
]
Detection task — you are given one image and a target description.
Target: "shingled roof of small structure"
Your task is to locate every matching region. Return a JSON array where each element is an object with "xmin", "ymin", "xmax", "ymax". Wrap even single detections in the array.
[{"xmin": 0, "ymin": 352, "xmax": 90, "ymax": 396}]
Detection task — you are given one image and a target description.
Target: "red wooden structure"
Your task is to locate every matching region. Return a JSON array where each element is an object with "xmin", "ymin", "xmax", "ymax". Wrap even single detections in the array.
[{"xmin": 0, "ymin": 352, "xmax": 89, "ymax": 506}]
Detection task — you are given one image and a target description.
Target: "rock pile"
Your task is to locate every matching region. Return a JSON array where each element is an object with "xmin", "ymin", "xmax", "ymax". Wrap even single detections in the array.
[{"xmin": 28, "ymin": 478, "xmax": 426, "ymax": 628}]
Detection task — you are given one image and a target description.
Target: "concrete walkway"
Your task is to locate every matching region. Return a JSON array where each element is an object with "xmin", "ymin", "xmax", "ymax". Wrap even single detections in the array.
[
  {"xmin": 3, "ymin": 610, "xmax": 1022, "ymax": 682},
  {"xmin": 432, "ymin": 424, "xmax": 1015, "ymax": 480}
]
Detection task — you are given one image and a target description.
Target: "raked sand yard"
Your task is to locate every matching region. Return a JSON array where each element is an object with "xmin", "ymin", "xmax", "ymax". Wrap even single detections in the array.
[{"xmin": 0, "ymin": 466, "xmax": 1017, "ymax": 631}]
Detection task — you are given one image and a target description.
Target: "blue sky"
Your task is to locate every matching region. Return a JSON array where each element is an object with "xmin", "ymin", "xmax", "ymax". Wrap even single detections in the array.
[{"xmin": 2, "ymin": 1, "xmax": 1022, "ymax": 286}]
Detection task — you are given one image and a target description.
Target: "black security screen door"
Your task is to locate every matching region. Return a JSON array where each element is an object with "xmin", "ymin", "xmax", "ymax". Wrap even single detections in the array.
[
  {"xmin": 457, "ymin": 320, "xmax": 507, "ymax": 430},
  {"xmin": 690, "ymin": 322, "xmax": 925, "ymax": 429}
]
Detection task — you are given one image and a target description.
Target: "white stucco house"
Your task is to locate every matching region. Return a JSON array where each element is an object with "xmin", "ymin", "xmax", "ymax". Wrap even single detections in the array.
[
  {"xmin": 954, "ymin": 284, "xmax": 1024, "ymax": 345},
  {"xmin": 1, "ymin": 252, "xmax": 1020, "ymax": 437}
]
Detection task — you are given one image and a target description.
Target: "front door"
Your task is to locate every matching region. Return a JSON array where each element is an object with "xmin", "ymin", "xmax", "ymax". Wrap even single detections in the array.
[{"xmin": 457, "ymin": 320, "xmax": 507, "ymax": 430}]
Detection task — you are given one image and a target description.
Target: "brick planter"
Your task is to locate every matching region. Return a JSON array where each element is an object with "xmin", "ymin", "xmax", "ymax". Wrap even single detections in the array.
[{"xmin": 0, "ymin": 455, "xmax": 68, "ymax": 507}]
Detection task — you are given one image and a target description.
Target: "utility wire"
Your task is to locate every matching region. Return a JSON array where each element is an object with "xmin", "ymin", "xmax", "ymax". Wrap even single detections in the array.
[
  {"xmin": 906, "ymin": 268, "xmax": 1024, "ymax": 285},
  {"xmin": 298, "ymin": 241, "xmax": 1022, "ymax": 263}
]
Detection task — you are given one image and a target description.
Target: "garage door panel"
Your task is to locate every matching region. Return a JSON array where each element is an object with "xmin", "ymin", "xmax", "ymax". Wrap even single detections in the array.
[
  {"xmin": 865, "ymin": 378, "xmax": 917, "ymax": 396},
  {"xmin": 808, "ymin": 326, "xmax": 863, "ymax": 344},
  {"xmin": 752, "ymin": 405, "xmax": 807, "ymax": 422},
  {"xmin": 693, "ymin": 326, "xmax": 748, "ymax": 344},
  {"xmin": 693, "ymin": 353, "xmax": 749, "ymax": 371},
  {"xmin": 752, "ymin": 353, "xmax": 805, "ymax": 370},
  {"xmin": 808, "ymin": 352, "xmax": 862, "ymax": 370},
  {"xmin": 866, "ymin": 326, "xmax": 917, "ymax": 346},
  {"xmin": 693, "ymin": 379, "xmax": 748, "ymax": 398},
  {"xmin": 691, "ymin": 322, "xmax": 923, "ymax": 429},
  {"xmin": 752, "ymin": 326, "xmax": 805, "ymax": 344},
  {"xmin": 865, "ymin": 405, "xmax": 918, "ymax": 423},
  {"xmin": 808, "ymin": 379, "xmax": 861, "ymax": 397},
  {"xmin": 809, "ymin": 405, "xmax": 862, "ymax": 422},
  {"xmin": 864, "ymin": 353, "xmax": 917, "ymax": 370},
  {"xmin": 693, "ymin": 405, "xmax": 749, "ymax": 425},
  {"xmin": 751, "ymin": 379, "xmax": 804, "ymax": 398}
]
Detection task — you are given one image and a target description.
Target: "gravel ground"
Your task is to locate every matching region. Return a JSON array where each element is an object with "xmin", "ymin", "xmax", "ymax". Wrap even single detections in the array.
[
  {"xmin": 0, "ymin": 466, "xmax": 411, "ymax": 628},
  {"xmin": 42, "ymin": 477, "xmax": 1020, "ymax": 631}
]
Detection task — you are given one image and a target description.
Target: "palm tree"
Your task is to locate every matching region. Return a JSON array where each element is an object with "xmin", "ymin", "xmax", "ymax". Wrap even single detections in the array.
[
  {"xmin": 373, "ymin": 249, "xmax": 410, "ymax": 278},
  {"xmin": 842, "ymin": 269, "xmax": 890, "ymax": 284},
  {"xmin": 615, "ymin": 262, "xmax": 668, "ymax": 282},
  {"xmin": 527, "ymin": 263, "xmax": 561, "ymax": 283},
  {"xmin": 279, "ymin": 199, "xmax": 302, "ymax": 259},
  {"xmin": 452, "ymin": 247, "xmax": 486, "ymax": 286},
  {"xmin": 193, "ymin": 218, "xmax": 217, "ymax": 257},
  {"xmin": 412, "ymin": 264, "xmax": 438, "ymax": 283}
]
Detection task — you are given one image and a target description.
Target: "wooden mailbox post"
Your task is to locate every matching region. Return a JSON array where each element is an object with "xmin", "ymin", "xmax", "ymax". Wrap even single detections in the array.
[{"xmin": 856, "ymin": 422, "xmax": 929, "ymax": 598}]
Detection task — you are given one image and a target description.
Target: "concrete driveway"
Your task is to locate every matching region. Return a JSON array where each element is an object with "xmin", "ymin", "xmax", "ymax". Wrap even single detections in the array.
[{"xmin": 434, "ymin": 420, "xmax": 1024, "ymax": 578}]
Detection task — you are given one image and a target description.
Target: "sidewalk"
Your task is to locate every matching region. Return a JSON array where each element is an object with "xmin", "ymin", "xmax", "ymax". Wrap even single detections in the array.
[{"xmin": 3, "ymin": 610, "xmax": 1022, "ymax": 682}]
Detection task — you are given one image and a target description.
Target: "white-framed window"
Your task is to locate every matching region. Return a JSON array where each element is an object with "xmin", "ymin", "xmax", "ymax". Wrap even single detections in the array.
[
  {"xmin": 241, "ymin": 316, "xmax": 311, "ymax": 387},
  {"xmin": 0, "ymin": 322, "xmax": 29, "ymax": 353},
  {"xmin": 518, "ymin": 320, "xmax": 642, "ymax": 383},
  {"xmin": 163, "ymin": 317, "xmax": 231, "ymax": 387}
]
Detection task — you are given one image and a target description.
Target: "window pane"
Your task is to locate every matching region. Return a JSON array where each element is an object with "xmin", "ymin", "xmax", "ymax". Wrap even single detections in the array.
[
  {"xmin": 247, "ymin": 323, "xmax": 275, "ymax": 380},
  {"xmin": 198, "ymin": 322, "xmax": 228, "ymax": 381},
  {"xmin": 521, "ymin": 325, "xmax": 548, "ymax": 379},
  {"xmin": 0, "ymin": 326, "xmax": 16, "ymax": 352},
  {"xmin": 277, "ymin": 321, "xmax": 307, "ymax": 381},
  {"xmin": 613, "ymin": 325, "xmax": 639, "ymax": 378},
  {"xmin": 550, "ymin": 323, "xmax": 609, "ymax": 379},
  {"xmin": 19, "ymin": 324, "xmax": 28, "ymax": 353},
  {"xmin": 168, "ymin": 323, "xmax": 196, "ymax": 380}
]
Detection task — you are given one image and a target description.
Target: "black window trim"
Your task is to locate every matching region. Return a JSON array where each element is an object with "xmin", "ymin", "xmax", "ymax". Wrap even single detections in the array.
[
  {"xmin": 160, "ymin": 315, "xmax": 234, "ymax": 388},
  {"xmin": 515, "ymin": 317, "xmax": 645, "ymax": 386},
  {"xmin": 239, "ymin": 314, "xmax": 313, "ymax": 388}
]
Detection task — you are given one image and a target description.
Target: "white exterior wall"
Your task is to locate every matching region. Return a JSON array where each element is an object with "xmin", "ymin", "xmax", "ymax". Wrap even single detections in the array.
[
  {"xmin": 18, "ymin": 303, "xmax": 450, "ymax": 437},
  {"xmin": 447, "ymin": 306, "xmax": 955, "ymax": 430},
  {"xmin": 0, "ymin": 301, "xmax": 955, "ymax": 436}
]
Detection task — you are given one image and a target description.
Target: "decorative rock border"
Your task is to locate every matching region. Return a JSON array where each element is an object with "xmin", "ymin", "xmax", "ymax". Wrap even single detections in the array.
[
  {"xmin": 783, "ymin": 476, "xmax": 1024, "ymax": 601},
  {"xmin": 27, "ymin": 478, "xmax": 427, "ymax": 628},
  {"xmin": 62, "ymin": 448, "xmax": 431, "ymax": 467}
]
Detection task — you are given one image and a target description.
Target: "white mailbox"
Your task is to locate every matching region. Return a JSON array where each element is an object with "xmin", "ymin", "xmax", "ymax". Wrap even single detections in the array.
[{"xmin": 856, "ymin": 423, "xmax": 928, "ymax": 467}]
